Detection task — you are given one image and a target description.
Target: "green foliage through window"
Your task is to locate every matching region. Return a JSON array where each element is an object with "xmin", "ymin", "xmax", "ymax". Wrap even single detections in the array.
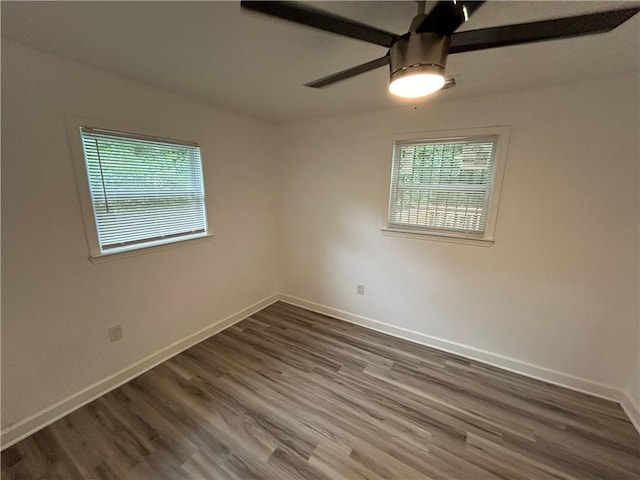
[
  {"xmin": 80, "ymin": 128, "xmax": 207, "ymax": 252},
  {"xmin": 389, "ymin": 137, "xmax": 497, "ymax": 234}
]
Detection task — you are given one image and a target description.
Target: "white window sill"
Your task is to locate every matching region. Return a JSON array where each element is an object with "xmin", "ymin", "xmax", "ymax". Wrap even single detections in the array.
[
  {"xmin": 90, "ymin": 233, "xmax": 214, "ymax": 264},
  {"xmin": 380, "ymin": 227, "xmax": 494, "ymax": 246}
]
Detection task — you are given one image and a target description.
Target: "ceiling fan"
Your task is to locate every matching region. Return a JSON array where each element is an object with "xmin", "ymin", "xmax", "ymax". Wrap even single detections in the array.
[{"xmin": 241, "ymin": 1, "xmax": 639, "ymax": 98}]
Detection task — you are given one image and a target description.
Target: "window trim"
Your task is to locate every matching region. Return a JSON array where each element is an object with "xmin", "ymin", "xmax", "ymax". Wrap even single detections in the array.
[
  {"xmin": 66, "ymin": 115, "xmax": 213, "ymax": 263},
  {"xmin": 381, "ymin": 126, "xmax": 510, "ymax": 245}
]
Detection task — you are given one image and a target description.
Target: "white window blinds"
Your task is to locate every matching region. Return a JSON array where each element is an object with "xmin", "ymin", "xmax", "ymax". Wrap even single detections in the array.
[
  {"xmin": 388, "ymin": 137, "xmax": 498, "ymax": 235},
  {"xmin": 80, "ymin": 127, "xmax": 207, "ymax": 253}
]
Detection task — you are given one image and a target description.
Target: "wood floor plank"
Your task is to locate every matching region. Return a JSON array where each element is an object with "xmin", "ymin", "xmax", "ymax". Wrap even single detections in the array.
[{"xmin": 3, "ymin": 302, "xmax": 639, "ymax": 479}]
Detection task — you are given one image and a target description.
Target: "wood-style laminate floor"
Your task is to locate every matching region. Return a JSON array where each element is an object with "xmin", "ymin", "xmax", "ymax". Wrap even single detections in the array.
[{"xmin": 2, "ymin": 302, "xmax": 639, "ymax": 479}]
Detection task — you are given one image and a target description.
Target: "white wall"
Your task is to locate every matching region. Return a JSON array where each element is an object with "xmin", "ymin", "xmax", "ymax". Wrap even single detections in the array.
[
  {"xmin": 627, "ymin": 356, "xmax": 640, "ymax": 420},
  {"xmin": 276, "ymin": 74, "xmax": 640, "ymax": 407},
  {"xmin": 1, "ymin": 42, "xmax": 279, "ymax": 432},
  {"xmin": 3, "ymin": 39, "xmax": 639, "ymax": 443}
]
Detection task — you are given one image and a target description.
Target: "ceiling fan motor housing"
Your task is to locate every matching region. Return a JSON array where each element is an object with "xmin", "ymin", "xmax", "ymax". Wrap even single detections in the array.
[{"xmin": 389, "ymin": 32, "xmax": 450, "ymax": 82}]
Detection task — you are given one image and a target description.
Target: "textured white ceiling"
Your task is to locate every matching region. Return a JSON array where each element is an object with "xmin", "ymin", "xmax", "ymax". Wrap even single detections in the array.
[{"xmin": 2, "ymin": 1, "xmax": 639, "ymax": 123}]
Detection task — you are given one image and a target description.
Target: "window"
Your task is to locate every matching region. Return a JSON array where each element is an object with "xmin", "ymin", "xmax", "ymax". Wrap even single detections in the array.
[
  {"xmin": 384, "ymin": 127, "xmax": 509, "ymax": 244},
  {"xmin": 76, "ymin": 126, "xmax": 208, "ymax": 257}
]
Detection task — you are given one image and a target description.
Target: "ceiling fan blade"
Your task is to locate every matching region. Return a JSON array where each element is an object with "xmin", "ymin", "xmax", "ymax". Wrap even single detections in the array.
[
  {"xmin": 305, "ymin": 56, "xmax": 390, "ymax": 88},
  {"xmin": 448, "ymin": 8, "xmax": 640, "ymax": 54},
  {"xmin": 241, "ymin": 1, "xmax": 400, "ymax": 48},
  {"xmin": 416, "ymin": 1, "xmax": 485, "ymax": 35}
]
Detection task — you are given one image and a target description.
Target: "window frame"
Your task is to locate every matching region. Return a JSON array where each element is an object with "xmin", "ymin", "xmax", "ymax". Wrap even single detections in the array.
[
  {"xmin": 381, "ymin": 126, "xmax": 510, "ymax": 246},
  {"xmin": 66, "ymin": 116, "xmax": 213, "ymax": 263}
]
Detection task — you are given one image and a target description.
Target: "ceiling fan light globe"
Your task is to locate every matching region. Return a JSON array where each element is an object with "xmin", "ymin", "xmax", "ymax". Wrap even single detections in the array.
[{"xmin": 389, "ymin": 69, "xmax": 445, "ymax": 98}]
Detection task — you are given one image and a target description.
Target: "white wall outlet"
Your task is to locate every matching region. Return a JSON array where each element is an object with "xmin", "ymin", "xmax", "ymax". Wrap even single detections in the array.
[
  {"xmin": 356, "ymin": 283, "xmax": 365, "ymax": 295},
  {"xmin": 108, "ymin": 325, "xmax": 123, "ymax": 343}
]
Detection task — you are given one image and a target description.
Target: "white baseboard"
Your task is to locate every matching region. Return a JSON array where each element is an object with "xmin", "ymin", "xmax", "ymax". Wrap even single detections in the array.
[
  {"xmin": 279, "ymin": 294, "xmax": 640, "ymax": 434},
  {"xmin": 620, "ymin": 391, "xmax": 640, "ymax": 434},
  {"xmin": 0, "ymin": 293, "xmax": 280, "ymax": 450},
  {"xmin": 4, "ymin": 292, "xmax": 638, "ymax": 449}
]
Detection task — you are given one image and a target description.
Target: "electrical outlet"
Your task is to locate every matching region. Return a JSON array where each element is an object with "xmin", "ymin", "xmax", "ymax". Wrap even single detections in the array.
[
  {"xmin": 108, "ymin": 325, "xmax": 123, "ymax": 343},
  {"xmin": 356, "ymin": 283, "xmax": 365, "ymax": 295}
]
